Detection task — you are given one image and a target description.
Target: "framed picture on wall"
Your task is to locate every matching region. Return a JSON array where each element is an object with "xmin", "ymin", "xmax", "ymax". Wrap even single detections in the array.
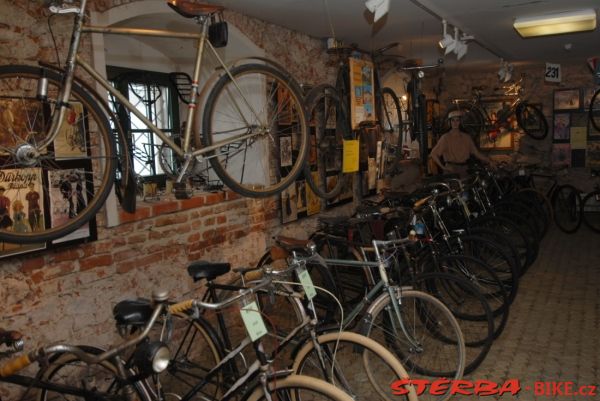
[
  {"xmin": 553, "ymin": 88, "xmax": 581, "ymax": 111},
  {"xmin": 349, "ymin": 57, "xmax": 376, "ymax": 129},
  {"xmin": 553, "ymin": 113, "xmax": 570, "ymax": 142}
]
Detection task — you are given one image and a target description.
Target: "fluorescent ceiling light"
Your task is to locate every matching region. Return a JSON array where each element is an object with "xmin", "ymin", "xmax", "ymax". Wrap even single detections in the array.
[{"xmin": 513, "ymin": 9, "xmax": 597, "ymax": 37}]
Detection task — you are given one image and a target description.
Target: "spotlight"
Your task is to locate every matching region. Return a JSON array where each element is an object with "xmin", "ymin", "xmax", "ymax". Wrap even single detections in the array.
[
  {"xmin": 365, "ymin": 0, "xmax": 390, "ymax": 23},
  {"xmin": 443, "ymin": 27, "xmax": 459, "ymax": 55},
  {"xmin": 455, "ymin": 40, "xmax": 468, "ymax": 60},
  {"xmin": 438, "ymin": 20, "xmax": 454, "ymax": 49}
]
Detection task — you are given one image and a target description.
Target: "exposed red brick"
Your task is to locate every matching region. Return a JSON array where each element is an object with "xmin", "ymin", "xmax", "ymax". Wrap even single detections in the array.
[
  {"xmin": 114, "ymin": 248, "xmax": 138, "ymax": 262},
  {"xmin": 52, "ymin": 249, "xmax": 80, "ymax": 263},
  {"xmin": 199, "ymin": 207, "xmax": 215, "ymax": 217},
  {"xmin": 216, "ymin": 215, "xmax": 227, "ymax": 225},
  {"xmin": 205, "ymin": 192, "xmax": 225, "ymax": 205},
  {"xmin": 152, "ymin": 201, "xmax": 179, "ymax": 216},
  {"xmin": 180, "ymin": 196, "xmax": 205, "ymax": 210},
  {"xmin": 20, "ymin": 256, "xmax": 45, "ymax": 274},
  {"xmin": 204, "ymin": 217, "xmax": 215, "ymax": 226},
  {"xmin": 187, "ymin": 232, "xmax": 201, "ymax": 243},
  {"xmin": 30, "ymin": 270, "xmax": 44, "ymax": 284},
  {"xmin": 80, "ymin": 254, "xmax": 114, "ymax": 271},
  {"xmin": 225, "ymin": 191, "xmax": 241, "ymax": 201},
  {"xmin": 127, "ymin": 233, "xmax": 147, "ymax": 244},
  {"xmin": 155, "ymin": 214, "xmax": 188, "ymax": 227},
  {"xmin": 119, "ymin": 206, "xmax": 151, "ymax": 224}
]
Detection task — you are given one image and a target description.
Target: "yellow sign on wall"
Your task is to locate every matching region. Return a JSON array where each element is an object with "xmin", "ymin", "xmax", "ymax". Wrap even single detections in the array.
[{"xmin": 342, "ymin": 139, "xmax": 360, "ymax": 173}]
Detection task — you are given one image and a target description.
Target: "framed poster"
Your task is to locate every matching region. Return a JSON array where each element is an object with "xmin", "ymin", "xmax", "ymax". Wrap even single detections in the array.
[
  {"xmin": 280, "ymin": 184, "xmax": 298, "ymax": 224},
  {"xmin": 553, "ymin": 88, "xmax": 581, "ymax": 111},
  {"xmin": 553, "ymin": 113, "xmax": 570, "ymax": 142},
  {"xmin": 0, "ymin": 99, "xmax": 48, "ymax": 156},
  {"xmin": 349, "ymin": 57, "xmax": 376, "ymax": 129},
  {"xmin": 54, "ymin": 102, "xmax": 88, "ymax": 159},
  {"xmin": 552, "ymin": 143, "xmax": 571, "ymax": 166},
  {"xmin": 0, "ymin": 168, "xmax": 46, "ymax": 257},
  {"xmin": 279, "ymin": 135, "xmax": 293, "ymax": 167}
]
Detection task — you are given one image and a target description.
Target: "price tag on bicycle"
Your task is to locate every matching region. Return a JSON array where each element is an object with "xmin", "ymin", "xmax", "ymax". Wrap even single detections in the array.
[
  {"xmin": 240, "ymin": 298, "xmax": 268, "ymax": 341},
  {"xmin": 297, "ymin": 265, "xmax": 317, "ymax": 300}
]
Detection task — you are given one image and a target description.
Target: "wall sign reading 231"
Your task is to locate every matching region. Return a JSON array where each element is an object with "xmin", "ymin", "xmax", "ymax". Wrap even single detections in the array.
[{"xmin": 545, "ymin": 62, "xmax": 561, "ymax": 83}]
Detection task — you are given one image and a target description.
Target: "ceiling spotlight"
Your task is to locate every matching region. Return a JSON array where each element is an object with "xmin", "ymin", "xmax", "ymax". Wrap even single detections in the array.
[
  {"xmin": 365, "ymin": 0, "xmax": 390, "ymax": 23},
  {"xmin": 498, "ymin": 59, "xmax": 513, "ymax": 82},
  {"xmin": 513, "ymin": 8, "xmax": 597, "ymax": 38},
  {"xmin": 438, "ymin": 20, "xmax": 454, "ymax": 49},
  {"xmin": 443, "ymin": 27, "xmax": 459, "ymax": 55},
  {"xmin": 455, "ymin": 40, "xmax": 468, "ymax": 60}
]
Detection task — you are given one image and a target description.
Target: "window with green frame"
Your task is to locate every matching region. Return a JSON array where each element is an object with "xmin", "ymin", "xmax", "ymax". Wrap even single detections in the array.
[{"xmin": 107, "ymin": 66, "xmax": 180, "ymax": 182}]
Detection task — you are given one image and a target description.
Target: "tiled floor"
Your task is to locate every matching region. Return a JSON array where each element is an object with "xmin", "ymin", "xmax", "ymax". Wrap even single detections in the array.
[{"xmin": 457, "ymin": 226, "xmax": 600, "ymax": 400}]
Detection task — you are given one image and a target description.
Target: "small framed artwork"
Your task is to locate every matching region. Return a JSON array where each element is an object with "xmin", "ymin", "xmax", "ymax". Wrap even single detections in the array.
[
  {"xmin": 553, "ymin": 113, "xmax": 570, "ymax": 142},
  {"xmin": 280, "ymin": 184, "xmax": 298, "ymax": 224},
  {"xmin": 479, "ymin": 130, "xmax": 514, "ymax": 150},
  {"xmin": 54, "ymin": 102, "xmax": 88, "ymax": 159},
  {"xmin": 583, "ymin": 87, "xmax": 596, "ymax": 109},
  {"xmin": 279, "ymin": 135, "xmax": 293, "ymax": 167},
  {"xmin": 552, "ymin": 143, "xmax": 571, "ymax": 166},
  {"xmin": 553, "ymin": 88, "xmax": 581, "ymax": 111}
]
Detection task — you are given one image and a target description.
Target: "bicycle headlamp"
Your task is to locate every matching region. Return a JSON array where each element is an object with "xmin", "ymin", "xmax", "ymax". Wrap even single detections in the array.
[{"xmin": 133, "ymin": 341, "xmax": 170, "ymax": 375}]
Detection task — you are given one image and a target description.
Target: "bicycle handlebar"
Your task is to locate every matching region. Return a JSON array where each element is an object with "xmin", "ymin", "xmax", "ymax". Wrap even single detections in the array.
[{"xmin": 168, "ymin": 277, "xmax": 273, "ymax": 314}]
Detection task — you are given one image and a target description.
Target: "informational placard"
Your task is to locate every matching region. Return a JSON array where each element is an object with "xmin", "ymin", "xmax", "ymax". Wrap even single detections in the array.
[
  {"xmin": 297, "ymin": 265, "xmax": 316, "ymax": 300},
  {"xmin": 342, "ymin": 139, "xmax": 359, "ymax": 173},
  {"xmin": 545, "ymin": 63, "xmax": 561, "ymax": 83},
  {"xmin": 349, "ymin": 57, "xmax": 376, "ymax": 129}
]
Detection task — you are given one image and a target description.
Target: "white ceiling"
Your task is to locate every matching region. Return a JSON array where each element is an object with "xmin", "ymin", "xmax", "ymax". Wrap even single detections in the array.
[{"xmin": 211, "ymin": 0, "xmax": 600, "ymax": 68}]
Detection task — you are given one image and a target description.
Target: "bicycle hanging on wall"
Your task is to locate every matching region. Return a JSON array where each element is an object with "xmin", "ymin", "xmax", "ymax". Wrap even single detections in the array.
[{"xmin": 0, "ymin": 0, "xmax": 309, "ymax": 244}]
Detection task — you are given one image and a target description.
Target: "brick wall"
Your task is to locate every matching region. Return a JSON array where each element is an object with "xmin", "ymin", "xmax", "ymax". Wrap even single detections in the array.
[{"xmin": 0, "ymin": 1, "xmax": 345, "ymax": 387}]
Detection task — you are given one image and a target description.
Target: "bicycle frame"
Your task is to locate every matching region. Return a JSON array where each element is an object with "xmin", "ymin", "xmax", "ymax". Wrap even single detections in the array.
[{"xmin": 46, "ymin": 0, "xmax": 264, "ymax": 182}]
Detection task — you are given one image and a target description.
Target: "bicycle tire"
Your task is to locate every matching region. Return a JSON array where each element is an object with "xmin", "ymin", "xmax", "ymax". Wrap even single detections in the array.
[
  {"xmin": 515, "ymin": 102, "xmax": 548, "ymax": 140},
  {"xmin": 552, "ymin": 184, "xmax": 582, "ymax": 233},
  {"xmin": 380, "ymin": 87, "xmax": 404, "ymax": 177},
  {"xmin": 38, "ymin": 345, "xmax": 151, "ymax": 401},
  {"xmin": 292, "ymin": 331, "xmax": 418, "ymax": 401},
  {"xmin": 202, "ymin": 63, "xmax": 309, "ymax": 198},
  {"xmin": 160, "ymin": 314, "xmax": 226, "ymax": 400},
  {"xmin": 506, "ymin": 191, "xmax": 550, "ymax": 238},
  {"xmin": 412, "ymin": 272, "xmax": 494, "ymax": 375},
  {"xmin": 444, "ymin": 102, "xmax": 484, "ymax": 139},
  {"xmin": 0, "ymin": 65, "xmax": 116, "ymax": 244},
  {"xmin": 365, "ymin": 288, "xmax": 465, "ymax": 401},
  {"xmin": 303, "ymin": 84, "xmax": 345, "ymax": 199},
  {"xmin": 451, "ymin": 234, "xmax": 519, "ymax": 305},
  {"xmin": 588, "ymin": 88, "xmax": 600, "ymax": 132},
  {"xmin": 244, "ymin": 374, "xmax": 356, "ymax": 401},
  {"xmin": 466, "ymin": 226, "xmax": 522, "ymax": 276},
  {"xmin": 516, "ymin": 187, "xmax": 553, "ymax": 225},
  {"xmin": 435, "ymin": 254, "xmax": 510, "ymax": 339},
  {"xmin": 582, "ymin": 190, "xmax": 600, "ymax": 233}
]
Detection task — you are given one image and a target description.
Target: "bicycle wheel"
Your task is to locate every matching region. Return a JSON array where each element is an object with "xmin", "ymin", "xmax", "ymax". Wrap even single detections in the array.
[
  {"xmin": 0, "ymin": 65, "xmax": 116, "ymax": 243},
  {"xmin": 38, "ymin": 346, "xmax": 151, "ymax": 401},
  {"xmin": 515, "ymin": 102, "xmax": 548, "ymax": 140},
  {"xmin": 202, "ymin": 63, "xmax": 309, "ymax": 198},
  {"xmin": 452, "ymin": 234, "xmax": 519, "ymax": 305},
  {"xmin": 436, "ymin": 255, "xmax": 509, "ymax": 339},
  {"xmin": 380, "ymin": 87, "xmax": 404, "ymax": 176},
  {"xmin": 365, "ymin": 289, "xmax": 465, "ymax": 401},
  {"xmin": 412, "ymin": 272, "xmax": 494, "ymax": 375},
  {"xmin": 516, "ymin": 187, "xmax": 553, "ymax": 225},
  {"xmin": 292, "ymin": 331, "xmax": 418, "ymax": 401},
  {"xmin": 160, "ymin": 315, "xmax": 225, "ymax": 401},
  {"xmin": 589, "ymin": 88, "xmax": 600, "ymax": 132},
  {"xmin": 245, "ymin": 374, "xmax": 355, "ymax": 401},
  {"xmin": 582, "ymin": 190, "xmax": 600, "ymax": 233},
  {"xmin": 303, "ymin": 84, "xmax": 345, "ymax": 199},
  {"xmin": 552, "ymin": 184, "xmax": 582, "ymax": 233}
]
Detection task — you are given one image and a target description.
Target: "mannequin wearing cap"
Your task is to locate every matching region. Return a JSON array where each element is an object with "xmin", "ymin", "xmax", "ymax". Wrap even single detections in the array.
[{"xmin": 430, "ymin": 110, "xmax": 492, "ymax": 177}]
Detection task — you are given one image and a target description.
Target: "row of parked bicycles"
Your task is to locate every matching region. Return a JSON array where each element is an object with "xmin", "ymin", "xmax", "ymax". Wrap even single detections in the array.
[{"xmin": 1, "ymin": 161, "xmax": 563, "ymax": 401}]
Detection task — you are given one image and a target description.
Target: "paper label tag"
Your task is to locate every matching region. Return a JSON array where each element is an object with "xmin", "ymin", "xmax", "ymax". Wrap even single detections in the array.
[
  {"xmin": 519, "ymin": 168, "xmax": 525, "ymax": 176},
  {"xmin": 297, "ymin": 266, "xmax": 317, "ymax": 300},
  {"xmin": 240, "ymin": 301, "xmax": 267, "ymax": 341}
]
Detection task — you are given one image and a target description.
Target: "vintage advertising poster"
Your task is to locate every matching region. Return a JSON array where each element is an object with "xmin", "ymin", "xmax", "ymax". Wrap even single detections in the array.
[
  {"xmin": 280, "ymin": 184, "xmax": 298, "ymax": 224},
  {"xmin": 0, "ymin": 168, "xmax": 46, "ymax": 257},
  {"xmin": 54, "ymin": 102, "xmax": 88, "ymax": 159},
  {"xmin": 552, "ymin": 143, "xmax": 571, "ymax": 167},
  {"xmin": 306, "ymin": 172, "xmax": 321, "ymax": 216},
  {"xmin": 48, "ymin": 168, "xmax": 91, "ymax": 244},
  {"xmin": 349, "ymin": 57, "xmax": 376, "ymax": 129},
  {"xmin": 0, "ymin": 99, "xmax": 47, "ymax": 156},
  {"xmin": 279, "ymin": 135, "xmax": 293, "ymax": 167},
  {"xmin": 296, "ymin": 179, "xmax": 307, "ymax": 213}
]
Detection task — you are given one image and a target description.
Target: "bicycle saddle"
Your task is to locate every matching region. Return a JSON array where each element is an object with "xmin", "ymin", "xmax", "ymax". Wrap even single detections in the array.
[
  {"xmin": 167, "ymin": 0, "xmax": 224, "ymax": 18},
  {"xmin": 187, "ymin": 261, "xmax": 231, "ymax": 282},
  {"xmin": 113, "ymin": 299, "xmax": 153, "ymax": 326}
]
